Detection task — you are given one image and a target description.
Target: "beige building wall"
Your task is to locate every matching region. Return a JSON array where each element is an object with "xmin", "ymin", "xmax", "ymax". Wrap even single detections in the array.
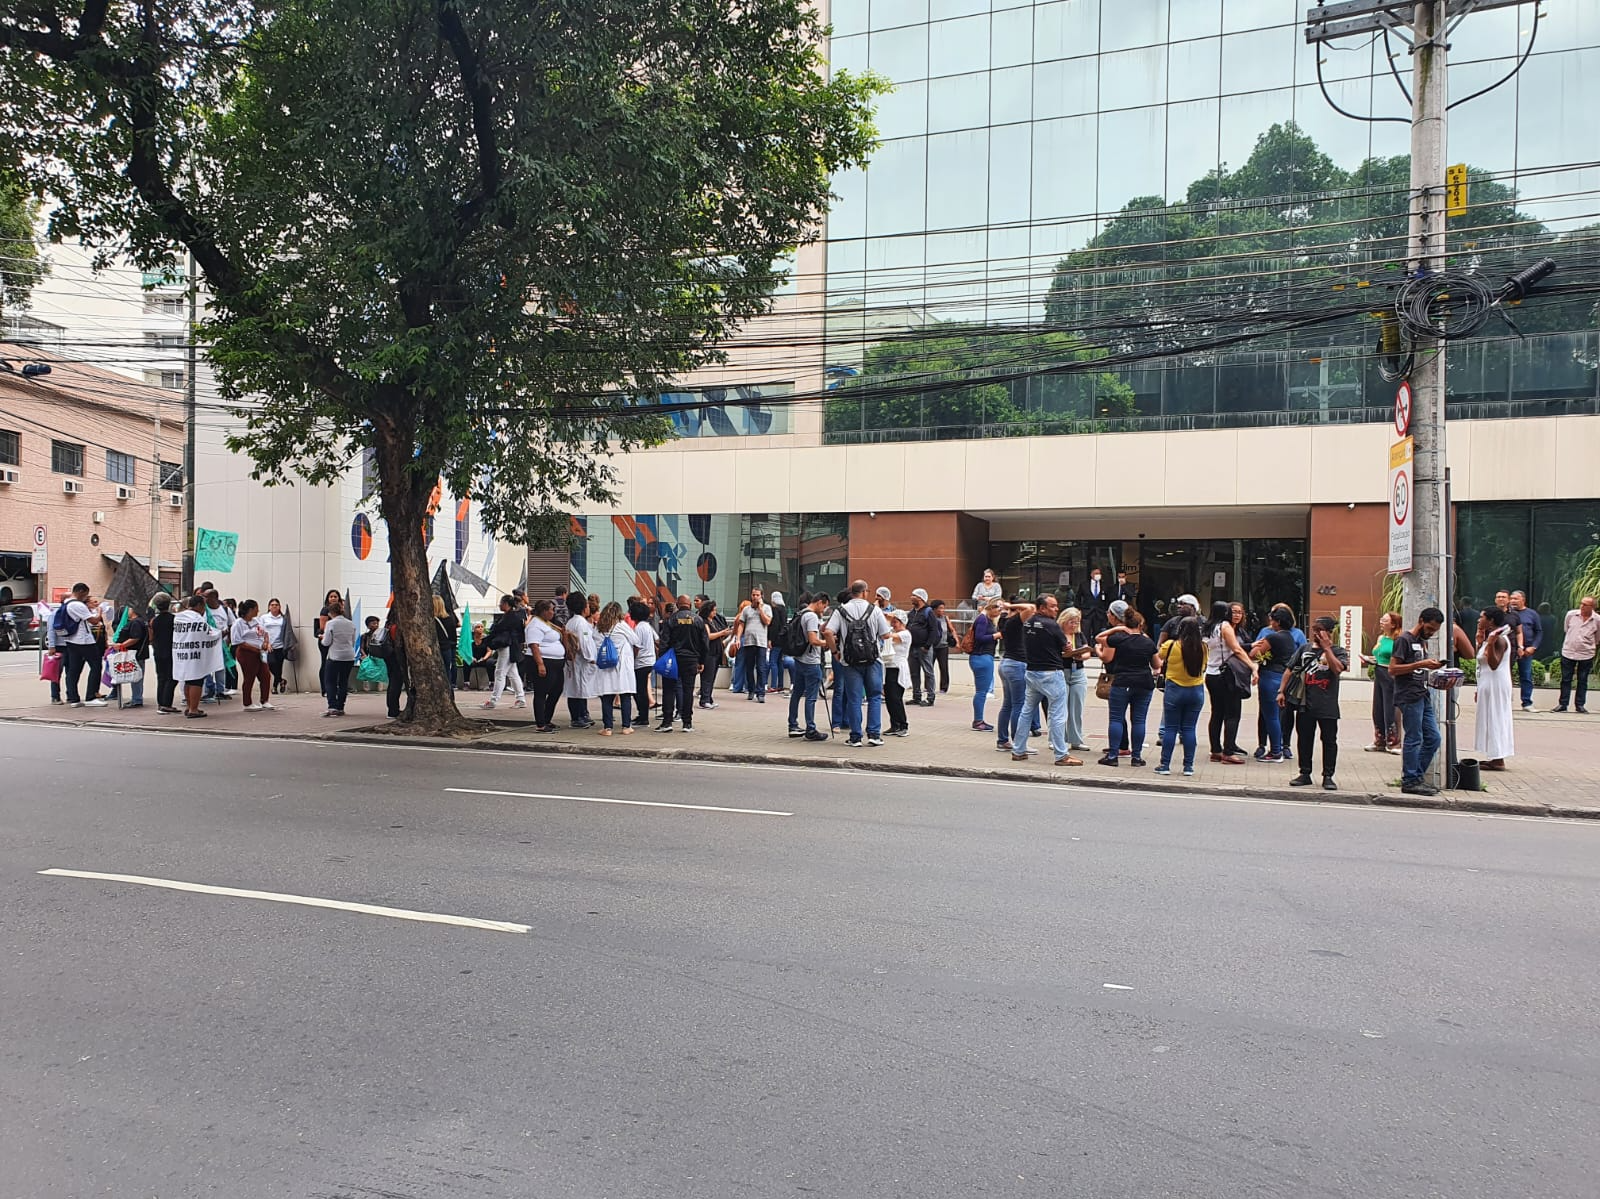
[{"xmin": 582, "ymin": 414, "xmax": 1600, "ymax": 519}]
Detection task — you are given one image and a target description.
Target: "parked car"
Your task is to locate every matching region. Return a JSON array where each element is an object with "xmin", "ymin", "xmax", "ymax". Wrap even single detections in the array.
[
  {"xmin": 1, "ymin": 602, "xmax": 46, "ymax": 649},
  {"xmin": 0, "ymin": 552, "xmax": 38, "ymax": 604}
]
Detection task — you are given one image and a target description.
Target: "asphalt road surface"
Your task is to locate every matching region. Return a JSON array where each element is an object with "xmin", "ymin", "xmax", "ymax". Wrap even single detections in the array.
[{"xmin": 3, "ymin": 722, "xmax": 1597, "ymax": 1199}]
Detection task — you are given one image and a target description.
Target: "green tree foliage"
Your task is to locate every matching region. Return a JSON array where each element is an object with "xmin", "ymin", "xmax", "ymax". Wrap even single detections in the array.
[
  {"xmin": 825, "ymin": 324, "xmax": 1134, "ymax": 441},
  {"xmin": 0, "ymin": 171, "xmax": 45, "ymax": 319},
  {"xmin": 1046, "ymin": 121, "xmax": 1595, "ymax": 358},
  {"xmin": 0, "ymin": 0, "xmax": 880, "ymax": 729}
]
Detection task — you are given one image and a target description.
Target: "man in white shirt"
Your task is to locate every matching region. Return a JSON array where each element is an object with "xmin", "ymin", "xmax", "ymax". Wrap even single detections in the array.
[
  {"xmin": 825, "ymin": 579, "xmax": 892, "ymax": 747},
  {"xmin": 733, "ymin": 586, "xmax": 773, "ymax": 704},
  {"xmin": 1556, "ymin": 595, "xmax": 1600, "ymax": 713},
  {"xmin": 58, "ymin": 582, "xmax": 107, "ymax": 707}
]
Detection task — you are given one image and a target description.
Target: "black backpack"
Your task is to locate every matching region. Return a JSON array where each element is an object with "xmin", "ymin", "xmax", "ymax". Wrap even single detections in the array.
[
  {"xmin": 840, "ymin": 607, "xmax": 878, "ymax": 667},
  {"xmin": 780, "ymin": 609, "xmax": 810, "ymax": 657}
]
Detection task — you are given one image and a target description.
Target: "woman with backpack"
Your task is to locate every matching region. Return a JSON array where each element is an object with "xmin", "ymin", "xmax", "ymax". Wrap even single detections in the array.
[
  {"xmin": 589, "ymin": 600, "xmax": 638, "ymax": 734},
  {"xmin": 480, "ymin": 594, "xmax": 527, "ymax": 710}
]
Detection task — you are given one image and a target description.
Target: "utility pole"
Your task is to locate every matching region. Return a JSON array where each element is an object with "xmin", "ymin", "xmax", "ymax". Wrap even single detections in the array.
[
  {"xmin": 182, "ymin": 249, "xmax": 197, "ymax": 596},
  {"xmin": 1306, "ymin": 0, "xmax": 1534, "ymax": 788},
  {"xmin": 148, "ymin": 395, "xmax": 161, "ymax": 577}
]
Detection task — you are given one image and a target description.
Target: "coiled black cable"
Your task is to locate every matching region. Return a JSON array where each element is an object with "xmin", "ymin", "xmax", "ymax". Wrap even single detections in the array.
[{"xmin": 1395, "ymin": 258, "xmax": 1559, "ymax": 341}]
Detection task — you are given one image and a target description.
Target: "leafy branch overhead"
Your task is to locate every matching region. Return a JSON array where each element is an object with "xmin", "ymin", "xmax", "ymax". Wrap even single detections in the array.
[{"xmin": 0, "ymin": 0, "xmax": 884, "ymax": 547}]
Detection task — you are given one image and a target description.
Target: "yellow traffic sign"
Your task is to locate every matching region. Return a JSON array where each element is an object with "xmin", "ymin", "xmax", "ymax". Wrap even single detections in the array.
[{"xmin": 1446, "ymin": 163, "xmax": 1468, "ymax": 218}]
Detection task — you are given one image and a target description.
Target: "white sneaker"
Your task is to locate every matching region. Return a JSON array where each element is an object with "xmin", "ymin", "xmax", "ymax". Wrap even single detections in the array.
[
  {"xmin": 258, "ymin": 702, "xmax": 274, "ymax": 711},
  {"xmin": 70, "ymin": 701, "xmax": 85, "ymax": 708},
  {"xmin": 244, "ymin": 704, "xmax": 260, "ymax": 712},
  {"xmin": 224, "ymin": 689, "xmax": 238, "ymax": 697},
  {"xmin": 84, "ymin": 698, "xmax": 108, "ymax": 707}
]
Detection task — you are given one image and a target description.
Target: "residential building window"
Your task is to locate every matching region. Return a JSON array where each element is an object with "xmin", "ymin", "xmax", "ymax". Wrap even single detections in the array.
[
  {"xmin": 144, "ymin": 294, "xmax": 185, "ymax": 317},
  {"xmin": 106, "ymin": 450, "xmax": 136, "ymax": 485},
  {"xmin": 144, "ymin": 332, "xmax": 186, "ymax": 350},
  {"xmin": 160, "ymin": 460, "xmax": 184, "ymax": 490},
  {"xmin": 159, "ymin": 370, "xmax": 186, "ymax": 391},
  {"xmin": 0, "ymin": 428, "xmax": 18, "ymax": 467},
  {"xmin": 51, "ymin": 440, "xmax": 84, "ymax": 476},
  {"xmin": 360, "ymin": 445, "xmax": 379, "ymax": 499}
]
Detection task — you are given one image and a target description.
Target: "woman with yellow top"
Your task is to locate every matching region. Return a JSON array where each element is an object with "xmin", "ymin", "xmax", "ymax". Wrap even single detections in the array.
[{"xmin": 1155, "ymin": 616, "xmax": 1208, "ymax": 776}]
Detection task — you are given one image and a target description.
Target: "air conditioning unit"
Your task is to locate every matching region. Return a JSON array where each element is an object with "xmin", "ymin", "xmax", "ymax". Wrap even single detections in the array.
[
  {"xmin": 0, "ymin": 468, "xmax": 17, "ymax": 485},
  {"xmin": 168, "ymin": 492, "xmax": 184, "ymax": 507},
  {"xmin": 62, "ymin": 479, "xmax": 83, "ymax": 494},
  {"xmin": 115, "ymin": 485, "xmax": 134, "ymax": 501}
]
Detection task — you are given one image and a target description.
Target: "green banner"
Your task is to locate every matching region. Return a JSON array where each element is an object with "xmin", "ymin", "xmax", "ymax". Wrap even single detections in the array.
[{"xmin": 194, "ymin": 528, "xmax": 239, "ymax": 574}]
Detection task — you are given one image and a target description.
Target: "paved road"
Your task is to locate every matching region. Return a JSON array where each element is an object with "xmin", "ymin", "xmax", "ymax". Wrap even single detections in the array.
[{"xmin": 3, "ymin": 723, "xmax": 1597, "ymax": 1199}]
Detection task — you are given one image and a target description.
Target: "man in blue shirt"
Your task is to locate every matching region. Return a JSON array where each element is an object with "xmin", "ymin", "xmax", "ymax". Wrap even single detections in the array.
[{"xmin": 1509, "ymin": 590, "xmax": 1542, "ymax": 710}]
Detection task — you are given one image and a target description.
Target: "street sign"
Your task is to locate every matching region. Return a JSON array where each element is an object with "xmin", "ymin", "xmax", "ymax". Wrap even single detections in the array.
[
  {"xmin": 1388, "ymin": 437, "xmax": 1414, "ymax": 573},
  {"xmin": 1446, "ymin": 162, "xmax": 1468, "ymax": 218},
  {"xmin": 1393, "ymin": 381, "xmax": 1412, "ymax": 438},
  {"xmin": 31, "ymin": 524, "xmax": 47, "ymax": 573}
]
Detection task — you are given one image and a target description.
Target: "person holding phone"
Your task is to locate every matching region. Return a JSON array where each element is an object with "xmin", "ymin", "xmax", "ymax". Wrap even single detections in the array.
[{"xmin": 1280, "ymin": 616, "xmax": 1348, "ymax": 791}]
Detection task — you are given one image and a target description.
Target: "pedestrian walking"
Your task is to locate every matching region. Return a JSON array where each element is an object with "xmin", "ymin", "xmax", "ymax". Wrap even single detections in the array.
[
  {"xmin": 480, "ymin": 594, "xmax": 527, "ymax": 709},
  {"xmin": 1554, "ymin": 595, "xmax": 1599, "ymax": 713}
]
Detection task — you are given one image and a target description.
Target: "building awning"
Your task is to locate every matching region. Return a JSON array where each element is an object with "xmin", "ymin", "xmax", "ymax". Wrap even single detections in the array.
[{"xmin": 102, "ymin": 552, "xmax": 181, "ymax": 572}]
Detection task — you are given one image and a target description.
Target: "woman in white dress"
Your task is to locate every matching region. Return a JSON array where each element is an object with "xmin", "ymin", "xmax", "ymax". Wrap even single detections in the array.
[
  {"xmin": 1474, "ymin": 603, "xmax": 1515, "ymax": 770},
  {"xmin": 586, "ymin": 600, "xmax": 639, "ymax": 735}
]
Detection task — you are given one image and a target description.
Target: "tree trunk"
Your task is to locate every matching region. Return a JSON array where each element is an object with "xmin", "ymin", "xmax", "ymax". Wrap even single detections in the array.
[{"xmin": 375, "ymin": 418, "xmax": 467, "ymax": 735}]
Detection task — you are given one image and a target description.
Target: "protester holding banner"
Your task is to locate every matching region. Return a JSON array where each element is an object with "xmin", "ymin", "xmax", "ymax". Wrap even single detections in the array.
[{"xmin": 172, "ymin": 595, "xmax": 225, "ymax": 719}]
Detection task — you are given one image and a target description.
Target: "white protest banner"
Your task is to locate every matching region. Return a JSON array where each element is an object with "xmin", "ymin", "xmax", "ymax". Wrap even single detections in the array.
[{"xmin": 171, "ymin": 609, "xmax": 224, "ymax": 682}]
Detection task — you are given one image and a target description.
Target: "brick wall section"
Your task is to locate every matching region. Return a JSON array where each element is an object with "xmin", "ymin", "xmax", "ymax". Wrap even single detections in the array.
[{"xmin": 0, "ymin": 346, "xmax": 185, "ymax": 602}]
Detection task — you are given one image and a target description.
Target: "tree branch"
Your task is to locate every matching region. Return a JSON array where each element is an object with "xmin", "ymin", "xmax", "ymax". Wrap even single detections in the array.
[{"xmin": 433, "ymin": 0, "xmax": 500, "ymax": 227}]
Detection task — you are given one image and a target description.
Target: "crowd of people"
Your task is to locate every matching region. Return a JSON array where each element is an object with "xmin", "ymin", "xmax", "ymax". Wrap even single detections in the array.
[{"xmin": 33, "ymin": 568, "xmax": 1600, "ymax": 797}]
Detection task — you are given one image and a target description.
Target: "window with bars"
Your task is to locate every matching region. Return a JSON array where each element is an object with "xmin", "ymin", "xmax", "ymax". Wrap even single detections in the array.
[
  {"xmin": 160, "ymin": 460, "xmax": 184, "ymax": 490},
  {"xmin": 0, "ymin": 429, "xmax": 18, "ymax": 466},
  {"xmin": 51, "ymin": 440, "xmax": 84, "ymax": 475},
  {"xmin": 106, "ymin": 450, "xmax": 135, "ymax": 485}
]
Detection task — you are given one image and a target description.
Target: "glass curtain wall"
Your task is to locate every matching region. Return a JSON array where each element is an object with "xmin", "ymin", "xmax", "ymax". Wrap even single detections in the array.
[
  {"xmin": 824, "ymin": 1, "xmax": 1600, "ymax": 443},
  {"xmin": 1457, "ymin": 500, "xmax": 1600, "ymax": 657}
]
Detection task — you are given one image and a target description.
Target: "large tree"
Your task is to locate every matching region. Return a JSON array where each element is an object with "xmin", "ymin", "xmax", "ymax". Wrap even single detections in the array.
[
  {"xmin": 0, "ymin": 0, "xmax": 879, "ymax": 731},
  {"xmin": 0, "ymin": 170, "xmax": 45, "ymax": 320}
]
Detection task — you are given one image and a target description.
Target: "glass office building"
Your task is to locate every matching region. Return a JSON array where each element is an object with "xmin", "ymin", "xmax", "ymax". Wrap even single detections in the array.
[{"xmin": 569, "ymin": 1, "xmax": 1600, "ymax": 632}]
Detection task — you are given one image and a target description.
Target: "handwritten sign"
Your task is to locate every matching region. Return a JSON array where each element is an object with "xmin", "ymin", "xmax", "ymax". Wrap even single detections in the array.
[
  {"xmin": 171, "ymin": 610, "xmax": 224, "ymax": 682},
  {"xmin": 194, "ymin": 528, "xmax": 239, "ymax": 574}
]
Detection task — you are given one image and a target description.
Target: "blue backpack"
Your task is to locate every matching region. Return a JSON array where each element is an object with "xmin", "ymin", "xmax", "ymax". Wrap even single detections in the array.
[
  {"xmin": 52, "ymin": 603, "xmax": 82, "ymax": 637},
  {"xmin": 595, "ymin": 633, "xmax": 619, "ymax": 670}
]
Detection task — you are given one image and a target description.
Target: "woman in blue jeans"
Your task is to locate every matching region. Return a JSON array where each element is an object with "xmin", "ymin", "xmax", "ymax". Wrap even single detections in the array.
[
  {"xmin": 1154, "ymin": 616, "xmax": 1208, "ymax": 775},
  {"xmin": 994, "ymin": 599, "xmax": 1036, "ymax": 750},
  {"xmin": 1251, "ymin": 605, "xmax": 1299, "ymax": 761},
  {"xmin": 1098, "ymin": 610, "xmax": 1158, "ymax": 767},
  {"xmin": 969, "ymin": 600, "xmax": 1000, "ymax": 730}
]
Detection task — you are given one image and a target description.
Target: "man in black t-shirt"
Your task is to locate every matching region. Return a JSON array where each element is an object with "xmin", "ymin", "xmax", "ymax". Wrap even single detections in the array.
[
  {"xmin": 1390, "ymin": 608, "xmax": 1445, "ymax": 794},
  {"xmin": 659, "ymin": 595, "xmax": 709, "ymax": 731},
  {"xmin": 1011, "ymin": 595, "xmax": 1073, "ymax": 766},
  {"xmin": 995, "ymin": 597, "xmax": 1036, "ymax": 751},
  {"xmin": 1282, "ymin": 616, "xmax": 1349, "ymax": 790}
]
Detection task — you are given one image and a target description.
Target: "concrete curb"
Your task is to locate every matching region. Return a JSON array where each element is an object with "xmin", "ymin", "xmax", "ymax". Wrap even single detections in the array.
[
  {"xmin": 316, "ymin": 726, "xmax": 1596, "ymax": 820},
  {"xmin": 6, "ymin": 712, "xmax": 1591, "ymax": 820}
]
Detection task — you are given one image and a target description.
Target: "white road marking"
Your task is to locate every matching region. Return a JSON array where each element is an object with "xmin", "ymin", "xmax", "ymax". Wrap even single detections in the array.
[
  {"xmin": 10, "ymin": 725, "xmax": 1600, "ymax": 827},
  {"xmin": 38, "ymin": 868, "xmax": 530, "ymax": 934},
  {"xmin": 1103, "ymin": 983, "xmax": 1134, "ymax": 990},
  {"xmin": 444, "ymin": 787, "xmax": 792, "ymax": 817}
]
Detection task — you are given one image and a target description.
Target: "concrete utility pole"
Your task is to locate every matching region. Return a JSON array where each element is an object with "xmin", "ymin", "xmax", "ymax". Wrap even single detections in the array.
[
  {"xmin": 1306, "ymin": 0, "xmax": 1536, "ymax": 787},
  {"xmin": 182, "ymin": 249, "xmax": 197, "ymax": 596}
]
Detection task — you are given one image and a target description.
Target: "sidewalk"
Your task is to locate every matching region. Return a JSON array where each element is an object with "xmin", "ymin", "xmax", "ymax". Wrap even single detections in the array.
[{"xmin": 3, "ymin": 653, "xmax": 1596, "ymax": 819}]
